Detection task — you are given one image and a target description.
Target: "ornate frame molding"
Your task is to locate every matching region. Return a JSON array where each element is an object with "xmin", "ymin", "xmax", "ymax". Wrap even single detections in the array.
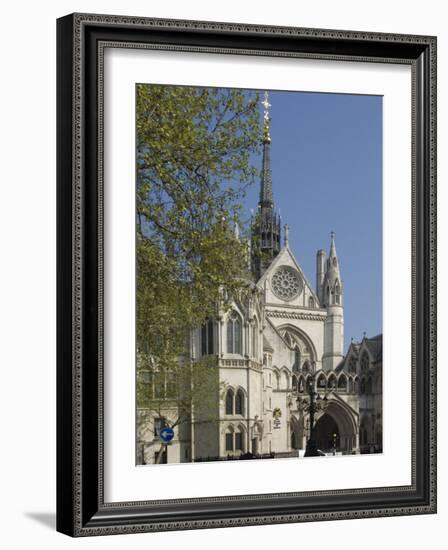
[{"xmin": 57, "ymin": 13, "xmax": 436, "ymax": 536}]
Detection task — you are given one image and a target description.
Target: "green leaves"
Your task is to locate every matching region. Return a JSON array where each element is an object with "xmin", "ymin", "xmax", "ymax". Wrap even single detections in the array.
[{"xmin": 136, "ymin": 85, "xmax": 261, "ymax": 424}]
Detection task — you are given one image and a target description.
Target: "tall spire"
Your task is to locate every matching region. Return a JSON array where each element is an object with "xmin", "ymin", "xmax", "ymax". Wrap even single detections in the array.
[
  {"xmin": 259, "ymin": 91, "xmax": 273, "ymax": 206},
  {"xmin": 251, "ymin": 91, "xmax": 281, "ymax": 280}
]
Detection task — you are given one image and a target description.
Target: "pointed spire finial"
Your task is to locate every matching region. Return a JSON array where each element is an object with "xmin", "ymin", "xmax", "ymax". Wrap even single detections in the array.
[
  {"xmin": 284, "ymin": 224, "xmax": 289, "ymax": 246},
  {"xmin": 262, "ymin": 91, "xmax": 271, "ymax": 142},
  {"xmin": 329, "ymin": 231, "xmax": 337, "ymax": 258}
]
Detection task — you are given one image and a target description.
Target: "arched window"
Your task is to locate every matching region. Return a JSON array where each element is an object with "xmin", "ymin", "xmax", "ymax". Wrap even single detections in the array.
[
  {"xmin": 227, "ymin": 311, "xmax": 242, "ymax": 354},
  {"xmin": 235, "ymin": 389, "xmax": 245, "ymax": 415},
  {"xmin": 308, "ymin": 296, "xmax": 315, "ymax": 308},
  {"xmin": 235, "ymin": 427, "xmax": 244, "ymax": 451},
  {"xmin": 298, "ymin": 376, "xmax": 305, "ymax": 393},
  {"xmin": 302, "ymin": 361, "xmax": 310, "ymax": 374},
  {"xmin": 293, "ymin": 346, "xmax": 301, "ymax": 373},
  {"xmin": 317, "ymin": 374, "xmax": 327, "ymax": 389},
  {"xmin": 337, "ymin": 374, "xmax": 347, "ymax": 391},
  {"xmin": 275, "ymin": 373, "xmax": 280, "ymax": 390},
  {"xmin": 328, "ymin": 374, "xmax": 336, "ymax": 389},
  {"xmin": 360, "ymin": 378, "xmax": 366, "ymax": 394},
  {"xmin": 334, "ymin": 281, "xmax": 341, "ymax": 304},
  {"xmin": 201, "ymin": 319, "xmax": 214, "ymax": 356},
  {"xmin": 225, "ymin": 427, "xmax": 234, "ymax": 451},
  {"xmin": 360, "ymin": 351, "xmax": 369, "ymax": 371},
  {"xmin": 348, "ymin": 356, "xmax": 357, "ymax": 373},
  {"xmin": 252, "ymin": 318, "xmax": 258, "ymax": 358},
  {"xmin": 225, "ymin": 389, "xmax": 234, "ymax": 415},
  {"xmin": 292, "ymin": 375, "xmax": 298, "ymax": 392}
]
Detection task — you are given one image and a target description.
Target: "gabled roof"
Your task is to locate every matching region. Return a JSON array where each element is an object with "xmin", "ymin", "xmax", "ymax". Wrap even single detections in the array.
[
  {"xmin": 335, "ymin": 335, "xmax": 382, "ymax": 373},
  {"xmin": 363, "ymin": 334, "xmax": 382, "ymax": 362},
  {"xmin": 256, "ymin": 244, "xmax": 321, "ymax": 306}
]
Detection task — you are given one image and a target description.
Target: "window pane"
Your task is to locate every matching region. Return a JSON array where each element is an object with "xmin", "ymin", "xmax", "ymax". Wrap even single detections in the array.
[
  {"xmin": 227, "ymin": 319, "xmax": 233, "ymax": 353},
  {"xmin": 235, "ymin": 432, "xmax": 243, "ymax": 451},
  {"xmin": 235, "ymin": 391, "xmax": 244, "ymax": 415},
  {"xmin": 225, "ymin": 432, "xmax": 233, "ymax": 451},
  {"xmin": 225, "ymin": 390, "xmax": 233, "ymax": 415},
  {"xmin": 234, "ymin": 318, "xmax": 241, "ymax": 354},
  {"xmin": 207, "ymin": 320, "xmax": 214, "ymax": 355}
]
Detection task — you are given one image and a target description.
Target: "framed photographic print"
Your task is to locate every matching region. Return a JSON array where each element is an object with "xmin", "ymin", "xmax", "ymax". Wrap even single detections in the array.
[{"xmin": 56, "ymin": 13, "xmax": 437, "ymax": 536}]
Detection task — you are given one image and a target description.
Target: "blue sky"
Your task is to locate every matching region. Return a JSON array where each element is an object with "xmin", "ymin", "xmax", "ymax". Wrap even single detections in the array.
[{"xmin": 243, "ymin": 90, "xmax": 383, "ymax": 351}]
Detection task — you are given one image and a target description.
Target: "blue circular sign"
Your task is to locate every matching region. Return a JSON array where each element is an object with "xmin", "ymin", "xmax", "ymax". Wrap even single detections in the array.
[{"xmin": 159, "ymin": 426, "xmax": 174, "ymax": 443}]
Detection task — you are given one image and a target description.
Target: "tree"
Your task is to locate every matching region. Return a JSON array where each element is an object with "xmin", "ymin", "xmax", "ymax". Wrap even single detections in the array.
[{"xmin": 135, "ymin": 84, "xmax": 261, "ymax": 461}]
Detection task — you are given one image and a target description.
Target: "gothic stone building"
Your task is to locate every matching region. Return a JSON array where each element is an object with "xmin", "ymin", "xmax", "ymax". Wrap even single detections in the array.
[{"xmin": 137, "ymin": 95, "xmax": 382, "ymax": 465}]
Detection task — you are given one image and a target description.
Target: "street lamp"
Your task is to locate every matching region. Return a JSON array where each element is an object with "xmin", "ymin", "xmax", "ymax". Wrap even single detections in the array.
[{"xmin": 297, "ymin": 374, "xmax": 328, "ymax": 457}]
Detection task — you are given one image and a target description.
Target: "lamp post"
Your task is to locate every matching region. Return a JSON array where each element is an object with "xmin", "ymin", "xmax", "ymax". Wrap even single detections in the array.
[{"xmin": 297, "ymin": 374, "xmax": 328, "ymax": 457}]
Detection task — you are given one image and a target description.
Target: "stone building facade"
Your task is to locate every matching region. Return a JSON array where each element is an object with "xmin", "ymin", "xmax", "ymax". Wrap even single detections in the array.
[{"xmin": 137, "ymin": 93, "xmax": 382, "ymax": 465}]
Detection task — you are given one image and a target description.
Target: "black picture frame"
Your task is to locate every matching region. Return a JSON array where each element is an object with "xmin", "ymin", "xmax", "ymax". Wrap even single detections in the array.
[{"xmin": 57, "ymin": 13, "xmax": 437, "ymax": 536}]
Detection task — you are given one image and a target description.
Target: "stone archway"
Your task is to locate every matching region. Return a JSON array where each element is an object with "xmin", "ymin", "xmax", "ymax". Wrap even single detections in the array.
[
  {"xmin": 313, "ymin": 401, "xmax": 358, "ymax": 453},
  {"xmin": 314, "ymin": 414, "xmax": 339, "ymax": 452}
]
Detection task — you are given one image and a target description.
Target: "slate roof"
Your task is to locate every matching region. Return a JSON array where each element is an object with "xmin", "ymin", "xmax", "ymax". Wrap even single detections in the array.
[{"xmin": 364, "ymin": 334, "xmax": 382, "ymax": 362}]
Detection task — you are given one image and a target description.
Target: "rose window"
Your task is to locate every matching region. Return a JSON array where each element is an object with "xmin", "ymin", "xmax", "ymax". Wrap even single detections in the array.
[{"xmin": 271, "ymin": 267, "xmax": 302, "ymax": 300}]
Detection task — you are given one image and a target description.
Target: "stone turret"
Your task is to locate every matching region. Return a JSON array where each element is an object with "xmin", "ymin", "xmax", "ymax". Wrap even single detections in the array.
[{"xmin": 322, "ymin": 232, "xmax": 344, "ymax": 371}]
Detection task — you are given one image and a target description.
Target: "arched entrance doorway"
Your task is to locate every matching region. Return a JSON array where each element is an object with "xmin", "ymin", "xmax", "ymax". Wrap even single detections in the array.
[
  {"xmin": 312, "ymin": 401, "xmax": 358, "ymax": 454},
  {"xmin": 314, "ymin": 414, "xmax": 339, "ymax": 452}
]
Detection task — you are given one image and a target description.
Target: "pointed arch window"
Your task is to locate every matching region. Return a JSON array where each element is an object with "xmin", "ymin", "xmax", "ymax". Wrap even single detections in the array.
[
  {"xmin": 292, "ymin": 375, "xmax": 298, "ymax": 392},
  {"xmin": 235, "ymin": 427, "xmax": 244, "ymax": 451},
  {"xmin": 334, "ymin": 281, "xmax": 341, "ymax": 304},
  {"xmin": 337, "ymin": 375, "xmax": 347, "ymax": 391},
  {"xmin": 227, "ymin": 311, "xmax": 242, "ymax": 354},
  {"xmin": 252, "ymin": 318, "xmax": 258, "ymax": 358},
  {"xmin": 293, "ymin": 346, "xmax": 301, "ymax": 372},
  {"xmin": 308, "ymin": 296, "xmax": 315, "ymax": 308},
  {"xmin": 225, "ymin": 389, "xmax": 234, "ymax": 415},
  {"xmin": 225, "ymin": 426, "xmax": 234, "ymax": 451},
  {"xmin": 235, "ymin": 389, "xmax": 245, "ymax": 415},
  {"xmin": 348, "ymin": 356, "xmax": 357, "ymax": 373},
  {"xmin": 360, "ymin": 378, "xmax": 366, "ymax": 394},
  {"xmin": 317, "ymin": 374, "xmax": 327, "ymax": 389},
  {"xmin": 360, "ymin": 351, "xmax": 369, "ymax": 371},
  {"xmin": 201, "ymin": 319, "xmax": 214, "ymax": 356}
]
